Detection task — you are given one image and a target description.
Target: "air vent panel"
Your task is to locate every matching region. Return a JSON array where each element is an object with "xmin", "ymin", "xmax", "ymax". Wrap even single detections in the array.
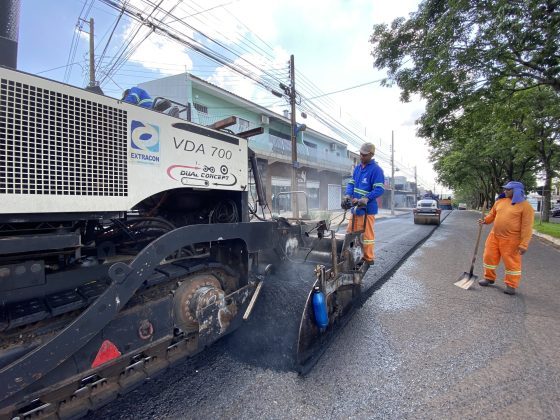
[{"xmin": 0, "ymin": 78, "xmax": 128, "ymax": 196}]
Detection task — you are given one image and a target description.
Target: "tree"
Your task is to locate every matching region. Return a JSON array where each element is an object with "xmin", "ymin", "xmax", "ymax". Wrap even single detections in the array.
[
  {"xmin": 517, "ymin": 86, "xmax": 560, "ymax": 220},
  {"xmin": 431, "ymin": 94, "xmax": 538, "ymax": 206},
  {"xmin": 370, "ymin": 1, "xmax": 560, "ymax": 101},
  {"xmin": 370, "ymin": 0, "xmax": 560, "ymax": 216}
]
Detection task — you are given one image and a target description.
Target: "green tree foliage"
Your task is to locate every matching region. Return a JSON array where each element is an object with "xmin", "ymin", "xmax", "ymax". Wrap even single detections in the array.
[
  {"xmin": 370, "ymin": 0, "xmax": 560, "ymax": 217},
  {"xmin": 432, "ymin": 91, "xmax": 539, "ymax": 207},
  {"xmin": 518, "ymin": 86, "xmax": 560, "ymax": 218},
  {"xmin": 370, "ymin": 0, "xmax": 560, "ymax": 101}
]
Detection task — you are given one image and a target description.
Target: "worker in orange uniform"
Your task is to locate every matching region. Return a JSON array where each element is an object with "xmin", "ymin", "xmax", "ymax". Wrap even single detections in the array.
[
  {"xmin": 342, "ymin": 142, "xmax": 385, "ymax": 265},
  {"xmin": 478, "ymin": 181, "xmax": 534, "ymax": 295}
]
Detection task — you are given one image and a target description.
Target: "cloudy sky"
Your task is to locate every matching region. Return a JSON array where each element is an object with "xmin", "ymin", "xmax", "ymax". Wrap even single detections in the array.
[{"xmin": 17, "ymin": 0, "xmax": 441, "ymax": 190}]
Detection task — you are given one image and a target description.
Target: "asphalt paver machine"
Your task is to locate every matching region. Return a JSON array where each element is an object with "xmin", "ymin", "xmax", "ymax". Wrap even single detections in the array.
[{"xmin": 0, "ymin": 66, "xmax": 371, "ymax": 418}]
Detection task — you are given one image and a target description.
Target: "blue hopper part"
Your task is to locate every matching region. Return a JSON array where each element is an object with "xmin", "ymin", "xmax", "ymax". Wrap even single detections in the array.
[{"xmin": 312, "ymin": 286, "xmax": 328, "ymax": 330}]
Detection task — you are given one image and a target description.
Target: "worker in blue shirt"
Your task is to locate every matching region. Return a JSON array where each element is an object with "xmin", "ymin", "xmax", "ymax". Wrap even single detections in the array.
[
  {"xmin": 122, "ymin": 87, "xmax": 154, "ymax": 109},
  {"xmin": 342, "ymin": 142, "xmax": 385, "ymax": 264}
]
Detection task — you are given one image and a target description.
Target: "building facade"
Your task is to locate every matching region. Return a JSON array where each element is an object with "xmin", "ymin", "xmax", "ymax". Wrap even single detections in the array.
[{"xmin": 139, "ymin": 73, "xmax": 354, "ymax": 215}]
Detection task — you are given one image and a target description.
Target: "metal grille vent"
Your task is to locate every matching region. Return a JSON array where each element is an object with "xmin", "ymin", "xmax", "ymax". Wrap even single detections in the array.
[{"xmin": 0, "ymin": 78, "xmax": 128, "ymax": 196}]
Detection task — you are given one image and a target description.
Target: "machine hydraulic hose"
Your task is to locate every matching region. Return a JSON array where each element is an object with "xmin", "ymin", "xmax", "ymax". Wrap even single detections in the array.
[{"xmin": 249, "ymin": 149, "xmax": 267, "ymax": 209}]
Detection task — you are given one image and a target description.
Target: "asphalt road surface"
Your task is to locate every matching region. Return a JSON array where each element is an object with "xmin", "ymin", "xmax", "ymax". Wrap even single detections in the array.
[{"xmin": 91, "ymin": 211, "xmax": 560, "ymax": 419}]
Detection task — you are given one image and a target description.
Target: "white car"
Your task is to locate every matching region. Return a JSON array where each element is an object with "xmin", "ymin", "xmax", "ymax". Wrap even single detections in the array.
[{"xmin": 458, "ymin": 203, "xmax": 467, "ymax": 210}]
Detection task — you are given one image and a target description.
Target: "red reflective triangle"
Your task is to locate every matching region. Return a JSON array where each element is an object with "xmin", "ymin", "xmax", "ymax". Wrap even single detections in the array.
[{"xmin": 91, "ymin": 339, "xmax": 122, "ymax": 368}]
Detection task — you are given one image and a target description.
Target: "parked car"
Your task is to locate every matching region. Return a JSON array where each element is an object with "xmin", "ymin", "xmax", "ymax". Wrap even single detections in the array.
[
  {"xmin": 458, "ymin": 203, "xmax": 467, "ymax": 210},
  {"xmin": 552, "ymin": 206, "xmax": 560, "ymax": 217}
]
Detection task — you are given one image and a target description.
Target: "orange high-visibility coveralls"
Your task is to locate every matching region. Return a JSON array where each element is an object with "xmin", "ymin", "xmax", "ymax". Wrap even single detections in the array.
[
  {"xmin": 482, "ymin": 198, "xmax": 534, "ymax": 288},
  {"xmin": 347, "ymin": 214, "xmax": 376, "ymax": 261}
]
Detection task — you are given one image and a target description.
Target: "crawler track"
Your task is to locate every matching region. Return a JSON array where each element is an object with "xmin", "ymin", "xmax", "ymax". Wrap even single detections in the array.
[{"xmin": 0, "ymin": 259, "xmax": 244, "ymax": 420}]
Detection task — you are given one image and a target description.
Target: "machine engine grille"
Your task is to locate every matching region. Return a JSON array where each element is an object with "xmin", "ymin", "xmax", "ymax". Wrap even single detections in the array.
[{"xmin": 0, "ymin": 78, "xmax": 128, "ymax": 196}]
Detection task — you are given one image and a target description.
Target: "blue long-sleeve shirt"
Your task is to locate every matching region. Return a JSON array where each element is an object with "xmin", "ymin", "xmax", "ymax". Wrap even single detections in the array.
[
  {"xmin": 123, "ymin": 87, "xmax": 154, "ymax": 109},
  {"xmin": 345, "ymin": 160, "xmax": 385, "ymax": 215}
]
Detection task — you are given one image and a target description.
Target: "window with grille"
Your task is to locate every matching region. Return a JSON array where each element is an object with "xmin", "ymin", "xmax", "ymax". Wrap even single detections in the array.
[{"xmin": 0, "ymin": 78, "xmax": 128, "ymax": 196}]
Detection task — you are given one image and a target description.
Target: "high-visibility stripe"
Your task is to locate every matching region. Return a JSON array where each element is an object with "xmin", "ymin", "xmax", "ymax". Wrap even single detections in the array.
[
  {"xmin": 354, "ymin": 185, "xmax": 383, "ymax": 196},
  {"xmin": 349, "ymin": 180, "xmax": 355, "ymax": 184},
  {"xmin": 363, "ymin": 240, "xmax": 375, "ymax": 244},
  {"xmin": 483, "ymin": 263, "xmax": 498, "ymax": 269},
  {"xmin": 505, "ymin": 270, "xmax": 521, "ymax": 275},
  {"xmin": 139, "ymin": 98, "xmax": 153, "ymax": 106},
  {"xmin": 372, "ymin": 183, "xmax": 385, "ymax": 189},
  {"xmin": 131, "ymin": 93, "xmax": 140, "ymax": 101}
]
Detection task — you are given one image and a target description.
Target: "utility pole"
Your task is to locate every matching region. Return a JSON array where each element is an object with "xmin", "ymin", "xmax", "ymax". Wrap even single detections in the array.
[
  {"xmin": 89, "ymin": 18, "xmax": 95, "ymax": 87},
  {"xmin": 289, "ymin": 54, "xmax": 299, "ymax": 219},
  {"xmin": 391, "ymin": 130, "xmax": 395, "ymax": 216},
  {"xmin": 83, "ymin": 17, "xmax": 103, "ymax": 94},
  {"xmin": 414, "ymin": 166, "xmax": 418, "ymax": 200}
]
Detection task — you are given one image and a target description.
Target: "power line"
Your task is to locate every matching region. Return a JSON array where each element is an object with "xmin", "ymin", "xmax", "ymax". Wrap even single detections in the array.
[
  {"xmin": 91, "ymin": 0, "xmax": 428, "ymax": 183},
  {"xmin": 98, "ymin": 0, "xmax": 283, "ymax": 94},
  {"xmin": 64, "ymin": 0, "xmax": 94, "ymax": 83},
  {"xmin": 95, "ymin": 2, "xmax": 125, "ymax": 71},
  {"xmin": 165, "ymin": 0, "xmax": 241, "ymax": 24},
  {"xmin": 304, "ymin": 79, "xmax": 385, "ymax": 100}
]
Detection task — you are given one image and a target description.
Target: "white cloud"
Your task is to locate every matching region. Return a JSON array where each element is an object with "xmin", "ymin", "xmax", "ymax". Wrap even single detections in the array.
[
  {"xmin": 111, "ymin": 0, "xmax": 437, "ymax": 186},
  {"xmin": 120, "ymin": 21, "xmax": 193, "ymax": 76},
  {"xmin": 77, "ymin": 26, "xmax": 89, "ymax": 41}
]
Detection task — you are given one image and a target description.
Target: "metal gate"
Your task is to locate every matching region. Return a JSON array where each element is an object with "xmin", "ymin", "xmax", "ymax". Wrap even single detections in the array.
[{"xmin": 327, "ymin": 184, "xmax": 341, "ymax": 210}]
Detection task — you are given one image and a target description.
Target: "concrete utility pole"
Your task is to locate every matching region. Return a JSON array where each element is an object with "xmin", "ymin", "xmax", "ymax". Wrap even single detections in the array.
[
  {"xmin": 414, "ymin": 166, "xmax": 418, "ymax": 200},
  {"xmin": 89, "ymin": 18, "xmax": 96, "ymax": 87},
  {"xmin": 391, "ymin": 131, "xmax": 395, "ymax": 216},
  {"xmin": 289, "ymin": 54, "xmax": 299, "ymax": 219},
  {"xmin": 83, "ymin": 18, "xmax": 103, "ymax": 94}
]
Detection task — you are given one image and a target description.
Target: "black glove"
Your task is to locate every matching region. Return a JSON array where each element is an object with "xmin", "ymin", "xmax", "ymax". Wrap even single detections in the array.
[
  {"xmin": 357, "ymin": 197, "xmax": 369, "ymax": 207},
  {"xmin": 341, "ymin": 195, "xmax": 352, "ymax": 209}
]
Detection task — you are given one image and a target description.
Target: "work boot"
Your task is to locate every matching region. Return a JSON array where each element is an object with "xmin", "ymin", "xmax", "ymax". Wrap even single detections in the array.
[
  {"xmin": 503, "ymin": 286, "xmax": 516, "ymax": 295},
  {"xmin": 361, "ymin": 258, "xmax": 374, "ymax": 267},
  {"xmin": 478, "ymin": 279, "xmax": 495, "ymax": 287}
]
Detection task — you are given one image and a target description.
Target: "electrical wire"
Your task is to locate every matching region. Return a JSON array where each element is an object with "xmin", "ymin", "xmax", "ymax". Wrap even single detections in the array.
[
  {"xmin": 91, "ymin": 0, "xmax": 430, "ymax": 187},
  {"xmin": 209, "ymin": 200, "xmax": 239, "ymax": 223},
  {"xmin": 99, "ymin": 0, "xmax": 289, "ymax": 95},
  {"xmin": 95, "ymin": 2, "xmax": 125, "ymax": 71},
  {"xmin": 98, "ymin": 0, "xmax": 165, "ymax": 86},
  {"xmin": 64, "ymin": 0, "xmax": 94, "ymax": 83}
]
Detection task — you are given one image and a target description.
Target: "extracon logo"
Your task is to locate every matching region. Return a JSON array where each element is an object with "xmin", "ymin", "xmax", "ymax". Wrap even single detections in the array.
[{"xmin": 130, "ymin": 120, "xmax": 160, "ymax": 164}]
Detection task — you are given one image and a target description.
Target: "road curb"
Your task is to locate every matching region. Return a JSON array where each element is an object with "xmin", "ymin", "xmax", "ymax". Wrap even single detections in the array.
[{"xmin": 532, "ymin": 230, "xmax": 560, "ymax": 248}]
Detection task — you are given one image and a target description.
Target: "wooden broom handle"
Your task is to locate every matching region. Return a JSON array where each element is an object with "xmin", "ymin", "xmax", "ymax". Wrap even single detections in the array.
[{"xmin": 469, "ymin": 202, "xmax": 487, "ymax": 276}]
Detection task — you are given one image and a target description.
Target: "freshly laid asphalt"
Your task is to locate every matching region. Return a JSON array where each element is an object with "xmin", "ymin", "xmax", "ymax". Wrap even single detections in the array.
[{"xmin": 91, "ymin": 210, "xmax": 560, "ymax": 419}]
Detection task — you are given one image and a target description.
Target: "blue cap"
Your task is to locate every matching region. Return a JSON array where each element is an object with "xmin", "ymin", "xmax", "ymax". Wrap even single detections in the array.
[
  {"xmin": 502, "ymin": 181, "xmax": 525, "ymax": 204},
  {"xmin": 502, "ymin": 181, "xmax": 524, "ymax": 190}
]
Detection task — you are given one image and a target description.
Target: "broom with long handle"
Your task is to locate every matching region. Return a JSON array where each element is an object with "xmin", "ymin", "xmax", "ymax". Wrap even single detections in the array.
[{"xmin": 454, "ymin": 203, "xmax": 486, "ymax": 290}]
